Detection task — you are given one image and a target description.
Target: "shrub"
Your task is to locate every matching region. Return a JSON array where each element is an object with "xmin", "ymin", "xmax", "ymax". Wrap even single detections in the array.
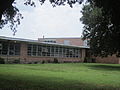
[
  {"xmin": 84, "ymin": 57, "xmax": 88, "ymax": 63},
  {"xmin": 42, "ymin": 60, "xmax": 45, "ymax": 64},
  {"xmin": 47, "ymin": 60, "xmax": 51, "ymax": 63},
  {"xmin": 28, "ymin": 62, "xmax": 32, "ymax": 64},
  {"xmin": 53, "ymin": 58, "xmax": 59, "ymax": 63},
  {"xmin": 84, "ymin": 57, "xmax": 96, "ymax": 63},
  {"xmin": 91, "ymin": 58, "xmax": 96, "ymax": 63},
  {"xmin": 63, "ymin": 61, "xmax": 71, "ymax": 63},
  {"xmin": 34, "ymin": 61, "xmax": 38, "ymax": 64},
  {"xmin": 0, "ymin": 57, "xmax": 5, "ymax": 64},
  {"xmin": 13, "ymin": 59, "xmax": 20, "ymax": 64}
]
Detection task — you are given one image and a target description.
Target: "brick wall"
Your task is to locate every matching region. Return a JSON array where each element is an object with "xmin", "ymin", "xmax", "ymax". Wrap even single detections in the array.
[
  {"xmin": 38, "ymin": 38, "xmax": 84, "ymax": 46},
  {"xmin": 55, "ymin": 38, "xmax": 84, "ymax": 46},
  {"xmin": 19, "ymin": 42, "xmax": 85, "ymax": 63},
  {"xmin": 95, "ymin": 55, "xmax": 120, "ymax": 64},
  {"xmin": 3, "ymin": 40, "xmax": 120, "ymax": 64}
]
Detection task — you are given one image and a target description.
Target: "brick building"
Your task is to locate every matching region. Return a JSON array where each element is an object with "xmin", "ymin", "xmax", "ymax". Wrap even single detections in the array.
[
  {"xmin": 0, "ymin": 36, "xmax": 89, "ymax": 64},
  {"xmin": 0, "ymin": 36, "xmax": 120, "ymax": 64},
  {"xmin": 38, "ymin": 37, "xmax": 86, "ymax": 46}
]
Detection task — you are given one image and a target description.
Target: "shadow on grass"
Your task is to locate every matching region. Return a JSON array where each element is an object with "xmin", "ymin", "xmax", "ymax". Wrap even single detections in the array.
[
  {"xmin": 87, "ymin": 64, "xmax": 120, "ymax": 71},
  {"xmin": 0, "ymin": 74, "xmax": 118, "ymax": 90}
]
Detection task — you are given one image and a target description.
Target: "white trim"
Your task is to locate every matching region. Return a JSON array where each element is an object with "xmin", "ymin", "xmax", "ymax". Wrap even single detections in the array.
[{"xmin": 0, "ymin": 36, "xmax": 90, "ymax": 49}]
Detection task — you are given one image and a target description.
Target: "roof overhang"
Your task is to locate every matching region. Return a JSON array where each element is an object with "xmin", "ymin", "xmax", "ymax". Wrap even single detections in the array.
[{"xmin": 0, "ymin": 36, "xmax": 90, "ymax": 49}]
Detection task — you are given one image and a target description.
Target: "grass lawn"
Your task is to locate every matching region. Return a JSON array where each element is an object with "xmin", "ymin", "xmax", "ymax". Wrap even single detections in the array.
[{"xmin": 0, "ymin": 63, "xmax": 120, "ymax": 90}]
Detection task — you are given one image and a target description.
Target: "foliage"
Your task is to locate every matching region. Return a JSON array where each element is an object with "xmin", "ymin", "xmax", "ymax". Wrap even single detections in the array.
[
  {"xmin": 13, "ymin": 59, "xmax": 20, "ymax": 64},
  {"xmin": 89, "ymin": 0, "xmax": 120, "ymax": 57},
  {"xmin": 33, "ymin": 61, "xmax": 38, "ymax": 64},
  {"xmin": 0, "ymin": 64, "xmax": 120, "ymax": 89},
  {"xmin": 42, "ymin": 60, "xmax": 45, "ymax": 64},
  {"xmin": 81, "ymin": 4, "xmax": 120, "ymax": 57},
  {"xmin": 84, "ymin": 57, "xmax": 96, "ymax": 63},
  {"xmin": 0, "ymin": 57, "xmax": 5, "ymax": 64},
  {"xmin": 53, "ymin": 58, "xmax": 59, "ymax": 63},
  {"xmin": 0, "ymin": 0, "xmax": 23, "ymax": 35}
]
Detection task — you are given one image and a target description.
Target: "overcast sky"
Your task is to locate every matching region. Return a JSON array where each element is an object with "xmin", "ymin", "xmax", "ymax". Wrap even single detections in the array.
[{"xmin": 0, "ymin": 0, "xmax": 84, "ymax": 40}]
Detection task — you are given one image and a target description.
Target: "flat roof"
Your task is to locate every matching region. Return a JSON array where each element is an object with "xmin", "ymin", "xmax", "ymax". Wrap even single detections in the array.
[
  {"xmin": 0, "ymin": 36, "xmax": 89, "ymax": 49},
  {"xmin": 38, "ymin": 37, "xmax": 81, "ymax": 39}
]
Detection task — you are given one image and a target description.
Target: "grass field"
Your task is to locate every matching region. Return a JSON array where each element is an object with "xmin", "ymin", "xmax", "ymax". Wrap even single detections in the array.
[{"xmin": 0, "ymin": 63, "xmax": 120, "ymax": 90}]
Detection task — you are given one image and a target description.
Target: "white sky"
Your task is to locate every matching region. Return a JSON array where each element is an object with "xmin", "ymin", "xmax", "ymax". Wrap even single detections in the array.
[{"xmin": 0, "ymin": 0, "xmax": 84, "ymax": 40}]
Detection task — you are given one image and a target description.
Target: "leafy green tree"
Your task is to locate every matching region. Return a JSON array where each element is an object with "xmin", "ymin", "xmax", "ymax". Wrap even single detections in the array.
[
  {"xmin": 80, "ymin": 4, "xmax": 120, "ymax": 57},
  {"xmin": 0, "ymin": 0, "xmax": 23, "ymax": 35}
]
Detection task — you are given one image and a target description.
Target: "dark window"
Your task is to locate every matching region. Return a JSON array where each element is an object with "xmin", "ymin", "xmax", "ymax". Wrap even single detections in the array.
[
  {"xmin": 15, "ymin": 44, "xmax": 20, "ymax": 55},
  {"xmin": 27, "ymin": 44, "xmax": 32, "ymax": 56},
  {"xmin": 32, "ymin": 45, "xmax": 37, "ymax": 56},
  {"xmin": 0, "ymin": 41, "xmax": 20, "ymax": 56}
]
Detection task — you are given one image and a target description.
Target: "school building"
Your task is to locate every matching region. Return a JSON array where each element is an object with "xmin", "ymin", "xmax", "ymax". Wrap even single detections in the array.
[{"xmin": 0, "ymin": 36, "xmax": 120, "ymax": 64}]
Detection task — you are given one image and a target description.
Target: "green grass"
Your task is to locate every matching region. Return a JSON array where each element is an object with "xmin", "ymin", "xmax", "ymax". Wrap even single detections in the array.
[{"xmin": 0, "ymin": 63, "xmax": 120, "ymax": 90}]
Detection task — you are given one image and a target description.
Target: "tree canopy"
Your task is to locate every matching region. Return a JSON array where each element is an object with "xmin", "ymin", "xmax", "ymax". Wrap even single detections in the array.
[
  {"xmin": 0, "ymin": 0, "xmax": 120, "ymax": 57},
  {"xmin": 88, "ymin": 0, "xmax": 120, "ymax": 57},
  {"xmin": 0, "ymin": 0, "xmax": 23, "ymax": 35},
  {"xmin": 80, "ymin": 2, "xmax": 120, "ymax": 57}
]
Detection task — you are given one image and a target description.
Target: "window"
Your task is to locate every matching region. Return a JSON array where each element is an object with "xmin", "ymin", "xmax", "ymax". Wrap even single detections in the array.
[
  {"xmin": 46, "ymin": 46, "xmax": 50, "ymax": 56},
  {"xmin": 66, "ymin": 48, "xmax": 69, "ymax": 57},
  {"xmin": 64, "ymin": 40, "xmax": 70, "ymax": 45},
  {"xmin": 15, "ymin": 44, "xmax": 20, "ymax": 55},
  {"xmin": 59, "ymin": 47, "xmax": 63, "ymax": 57},
  {"xmin": 0, "ymin": 41, "xmax": 20, "ymax": 56},
  {"xmin": 51, "ymin": 46, "xmax": 54, "ymax": 56},
  {"xmin": 42, "ymin": 47, "xmax": 48, "ymax": 53},
  {"xmin": 38, "ymin": 45, "xmax": 42, "ymax": 56},
  {"xmin": 32, "ymin": 45, "xmax": 37, "ymax": 56},
  {"xmin": 27, "ymin": 44, "xmax": 81, "ymax": 58},
  {"xmin": 69, "ymin": 49, "xmax": 74, "ymax": 57},
  {"xmin": 2, "ymin": 42, "xmax": 8, "ymax": 55},
  {"xmin": 44, "ymin": 40, "xmax": 56, "ymax": 43},
  {"xmin": 9, "ymin": 44, "xmax": 14, "ymax": 55},
  {"xmin": 0, "ymin": 43, "xmax": 2, "ymax": 50},
  {"xmin": 27, "ymin": 44, "xmax": 32, "ymax": 56}
]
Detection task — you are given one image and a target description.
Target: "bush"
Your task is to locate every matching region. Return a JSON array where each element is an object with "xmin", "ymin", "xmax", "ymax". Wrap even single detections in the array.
[
  {"xmin": 28, "ymin": 62, "xmax": 32, "ymax": 64},
  {"xmin": 13, "ymin": 59, "xmax": 20, "ymax": 64},
  {"xmin": 0, "ymin": 57, "xmax": 5, "ymax": 64},
  {"xmin": 42, "ymin": 60, "xmax": 45, "ymax": 64},
  {"xmin": 84, "ymin": 57, "xmax": 96, "ymax": 63},
  {"xmin": 34, "ymin": 61, "xmax": 38, "ymax": 64},
  {"xmin": 84, "ymin": 57, "xmax": 88, "ymax": 63},
  {"xmin": 53, "ymin": 58, "xmax": 59, "ymax": 63},
  {"xmin": 91, "ymin": 58, "xmax": 96, "ymax": 63},
  {"xmin": 47, "ymin": 60, "xmax": 51, "ymax": 63}
]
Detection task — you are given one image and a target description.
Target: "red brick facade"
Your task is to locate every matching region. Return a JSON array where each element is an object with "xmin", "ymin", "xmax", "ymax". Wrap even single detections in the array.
[
  {"xmin": 95, "ymin": 55, "xmax": 120, "ymax": 64},
  {"xmin": 0, "ymin": 41, "xmax": 86, "ymax": 64},
  {"xmin": 38, "ymin": 38, "xmax": 85, "ymax": 46},
  {"xmin": 0, "ymin": 36, "xmax": 120, "ymax": 64}
]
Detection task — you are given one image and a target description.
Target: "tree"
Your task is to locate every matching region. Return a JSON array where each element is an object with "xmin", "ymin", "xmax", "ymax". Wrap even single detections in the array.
[
  {"xmin": 80, "ymin": 4, "xmax": 120, "ymax": 57},
  {"xmin": 87, "ymin": 0, "xmax": 120, "ymax": 57},
  {"xmin": 0, "ymin": 0, "xmax": 23, "ymax": 35}
]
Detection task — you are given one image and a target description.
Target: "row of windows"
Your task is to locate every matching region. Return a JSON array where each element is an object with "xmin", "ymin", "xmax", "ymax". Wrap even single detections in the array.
[
  {"xmin": 27, "ymin": 44, "xmax": 81, "ymax": 58},
  {"xmin": 44, "ymin": 40, "xmax": 56, "ymax": 43},
  {"xmin": 0, "ymin": 41, "xmax": 82, "ymax": 58},
  {"xmin": 0, "ymin": 42, "xmax": 20, "ymax": 56}
]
